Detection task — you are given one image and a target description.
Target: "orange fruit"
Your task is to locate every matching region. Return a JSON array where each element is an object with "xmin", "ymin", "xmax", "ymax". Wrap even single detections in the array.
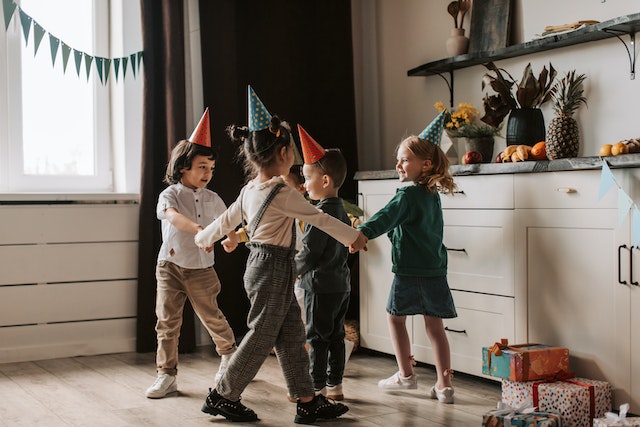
[
  {"xmin": 530, "ymin": 141, "xmax": 547, "ymax": 160},
  {"xmin": 599, "ymin": 144, "xmax": 612, "ymax": 156},
  {"xmin": 611, "ymin": 142, "xmax": 628, "ymax": 156}
]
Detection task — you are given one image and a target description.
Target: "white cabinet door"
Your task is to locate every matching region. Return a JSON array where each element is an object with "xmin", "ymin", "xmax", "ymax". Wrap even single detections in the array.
[
  {"xmin": 515, "ymin": 208, "xmax": 630, "ymax": 409},
  {"xmin": 630, "ymin": 270, "xmax": 640, "ymax": 412},
  {"xmin": 358, "ymin": 185, "xmax": 400, "ymax": 355}
]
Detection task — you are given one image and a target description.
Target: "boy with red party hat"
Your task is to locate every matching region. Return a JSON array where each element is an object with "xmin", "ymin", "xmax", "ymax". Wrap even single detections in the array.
[
  {"xmin": 146, "ymin": 108, "xmax": 237, "ymax": 399},
  {"xmin": 295, "ymin": 124, "xmax": 352, "ymax": 401}
]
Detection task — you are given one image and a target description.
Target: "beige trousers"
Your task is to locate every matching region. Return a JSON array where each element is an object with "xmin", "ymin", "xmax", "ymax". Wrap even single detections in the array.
[{"xmin": 154, "ymin": 261, "xmax": 236, "ymax": 375}]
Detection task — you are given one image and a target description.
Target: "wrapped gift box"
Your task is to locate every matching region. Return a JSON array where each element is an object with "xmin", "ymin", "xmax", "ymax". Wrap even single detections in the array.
[
  {"xmin": 482, "ymin": 408, "xmax": 561, "ymax": 426},
  {"xmin": 594, "ymin": 417, "xmax": 640, "ymax": 426},
  {"xmin": 482, "ymin": 340, "xmax": 570, "ymax": 381},
  {"xmin": 502, "ymin": 377, "xmax": 611, "ymax": 427},
  {"xmin": 593, "ymin": 403, "xmax": 640, "ymax": 426}
]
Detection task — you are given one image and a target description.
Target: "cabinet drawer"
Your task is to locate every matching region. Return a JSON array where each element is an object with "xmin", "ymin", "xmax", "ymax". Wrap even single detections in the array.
[
  {"xmin": 441, "ymin": 175, "xmax": 514, "ymax": 209},
  {"xmin": 412, "ymin": 290, "xmax": 515, "ymax": 379},
  {"xmin": 514, "ymin": 170, "xmax": 622, "ymax": 209},
  {"xmin": 444, "ymin": 210, "xmax": 514, "ymax": 296}
]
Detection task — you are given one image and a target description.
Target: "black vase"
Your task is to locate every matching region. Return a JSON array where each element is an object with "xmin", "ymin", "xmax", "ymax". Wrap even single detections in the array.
[{"xmin": 506, "ymin": 108, "xmax": 546, "ymax": 146}]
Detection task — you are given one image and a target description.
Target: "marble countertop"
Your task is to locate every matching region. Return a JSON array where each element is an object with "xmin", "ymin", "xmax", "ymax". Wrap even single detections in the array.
[{"xmin": 354, "ymin": 154, "xmax": 640, "ymax": 180}]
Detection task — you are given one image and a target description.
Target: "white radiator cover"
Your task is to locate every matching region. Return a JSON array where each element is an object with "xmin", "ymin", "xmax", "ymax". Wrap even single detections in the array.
[{"xmin": 0, "ymin": 201, "xmax": 139, "ymax": 363}]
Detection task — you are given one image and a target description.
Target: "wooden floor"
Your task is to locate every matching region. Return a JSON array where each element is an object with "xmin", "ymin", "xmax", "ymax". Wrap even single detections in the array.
[{"xmin": 0, "ymin": 347, "xmax": 501, "ymax": 426}]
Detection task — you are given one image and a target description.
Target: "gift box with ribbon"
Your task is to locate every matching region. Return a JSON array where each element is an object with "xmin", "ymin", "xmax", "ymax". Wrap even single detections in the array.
[
  {"xmin": 482, "ymin": 402, "xmax": 562, "ymax": 427},
  {"xmin": 501, "ymin": 376, "xmax": 611, "ymax": 427},
  {"xmin": 593, "ymin": 403, "xmax": 640, "ymax": 426},
  {"xmin": 482, "ymin": 339, "xmax": 571, "ymax": 381}
]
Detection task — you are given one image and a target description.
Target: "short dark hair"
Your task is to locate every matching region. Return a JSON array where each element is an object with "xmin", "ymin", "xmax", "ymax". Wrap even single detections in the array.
[
  {"xmin": 288, "ymin": 164, "xmax": 304, "ymax": 186},
  {"xmin": 315, "ymin": 148, "xmax": 347, "ymax": 189},
  {"xmin": 164, "ymin": 140, "xmax": 216, "ymax": 185}
]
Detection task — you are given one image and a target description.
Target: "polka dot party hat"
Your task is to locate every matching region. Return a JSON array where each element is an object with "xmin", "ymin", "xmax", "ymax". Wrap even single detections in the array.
[
  {"xmin": 298, "ymin": 124, "xmax": 326, "ymax": 164},
  {"xmin": 248, "ymin": 86, "xmax": 272, "ymax": 131},
  {"xmin": 188, "ymin": 107, "xmax": 211, "ymax": 147},
  {"xmin": 418, "ymin": 109, "xmax": 446, "ymax": 146}
]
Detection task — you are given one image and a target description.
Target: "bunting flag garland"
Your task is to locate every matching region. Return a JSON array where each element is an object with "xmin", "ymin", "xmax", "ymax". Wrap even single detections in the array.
[
  {"xmin": 598, "ymin": 158, "xmax": 640, "ymax": 245},
  {"xmin": 2, "ymin": 0, "xmax": 142, "ymax": 84}
]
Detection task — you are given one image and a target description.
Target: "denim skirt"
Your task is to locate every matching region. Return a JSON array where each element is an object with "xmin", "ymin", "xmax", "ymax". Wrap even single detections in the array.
[{"xmin": 386, "ymin": 274, "xmax": 457, "ymax": 318}]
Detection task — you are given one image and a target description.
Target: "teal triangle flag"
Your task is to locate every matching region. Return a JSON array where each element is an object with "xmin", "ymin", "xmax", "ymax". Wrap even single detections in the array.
[
  {"xmin": 618, "ymin": 187, "xmax": 634, "ymax": 226},
  {"xmin": 19, "ymin": 9, "xmax": 31, "ymax": 45},
  {"xmin": 418, "ymin": 109, "xmax": 446, "ymax": 146},
  {"xmin": 122, "ymin": 56, "xmax": 128, "ymax": 78},
  {"xmin": 633, "ymin": 206, "xmax": 640, "ymax": 248},
  {"xmin": 49, "ymin": 35, "xmax": 59, "ymax": 67},
  {"xmin": 113, "ymin": 58, "xmax": 120, "ymax": 81},
  {"xmin": 248, "ymin": 86, "xmax": 272, "ymax": 131},
  {"xmin": 95, "ymin": 57, "xmax": 104, "ymax": 84},
  {"xmin": 73, "ymin": 49, "xmax": 83, "ymax": 77},
  {"xmin": 104, "ymin": 58, "xmax": 111, "ymax": 83},
  {"xmin": 84, "ymin": 53, "xmax": 93, "ymax": 81},
  {"xmin": 598, "ymin": 159, "xmax": 616, "ymax": 200},
  {"xmin": 61, "ymin": 42, "xmax": 71, "ymax": 73},
  {"xmin": 137, "ymin": 51, "xmax": 143, "ymax": 66},
  {"xmin": 130, "ymin": 53, "xmax": 136, "ymax": 78},
  {"xmin": 2, "ymin": 0, "xmax": 17, "ymax": 30},
  {"xmin": 33, "ymin": 21, "xmax": 45, "ymax": 56}
]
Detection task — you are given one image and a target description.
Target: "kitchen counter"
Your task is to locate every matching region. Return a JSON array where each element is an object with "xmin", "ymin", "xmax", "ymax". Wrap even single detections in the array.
[{"xmin": 354, "ymin": 153, "xmax": 640, "ymax": 180}]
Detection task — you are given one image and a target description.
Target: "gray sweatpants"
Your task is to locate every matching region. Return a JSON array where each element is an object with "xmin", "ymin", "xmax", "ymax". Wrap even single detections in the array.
[{"xmin": 215, "ymin": 242, "xmax": 314, "ymax": 401}]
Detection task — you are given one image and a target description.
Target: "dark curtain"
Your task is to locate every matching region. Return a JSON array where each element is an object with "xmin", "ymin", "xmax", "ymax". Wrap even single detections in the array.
[
  {"xmin": 199, "ymin": 0, "xmax": 360, "ymax": 332},
  {"xmin": 136, "ymin": 0, "xmax": 196, "ymax": 353}
]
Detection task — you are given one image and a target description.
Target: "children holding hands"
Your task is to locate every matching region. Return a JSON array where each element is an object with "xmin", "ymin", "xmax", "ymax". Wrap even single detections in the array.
[{"xmin": 194, "ymin": 87, "xmax": 367, "ymax": 424}]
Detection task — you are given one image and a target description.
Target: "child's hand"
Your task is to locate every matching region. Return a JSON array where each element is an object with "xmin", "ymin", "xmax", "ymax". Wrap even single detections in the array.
[
  {"xmin": 204, "ymin": 245, "xmax": 214, "ymax": 253},
  {"xmin": 349, "ymin": 231, "xmax": 368, "ymax": 253},
  {"xmin": 221, "ymin": 237, "xmax": 238, "ymax": 253}
]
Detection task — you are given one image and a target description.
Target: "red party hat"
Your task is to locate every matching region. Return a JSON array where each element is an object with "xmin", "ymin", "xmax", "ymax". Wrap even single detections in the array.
[
  {"xmin": 189, "ymin": 108, "xmax": 211, "ymax": 147},
  {"xmin": 298, "ymin": 124, "xmax": 326, "ymax": 164}
]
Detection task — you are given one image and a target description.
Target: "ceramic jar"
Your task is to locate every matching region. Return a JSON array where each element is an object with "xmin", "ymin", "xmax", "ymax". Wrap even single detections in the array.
[{"xmin": 446, "ymin": 28, "xmax": 469, "ymax": 57}]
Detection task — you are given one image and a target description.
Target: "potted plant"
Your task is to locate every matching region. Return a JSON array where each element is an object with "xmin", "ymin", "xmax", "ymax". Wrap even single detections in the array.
[
  {"xmin": 435, "ymin": 102, "xmax": 501, "ymax": 163},
  {"xmin": 480, "ymin": 62, "xmax": 557, "ymax": 146}
]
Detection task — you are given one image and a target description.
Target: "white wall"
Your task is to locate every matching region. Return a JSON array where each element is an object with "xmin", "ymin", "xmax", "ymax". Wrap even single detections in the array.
[{"xmin": 352, "ymin": 0, "xmax": 640, "ymax": 171}]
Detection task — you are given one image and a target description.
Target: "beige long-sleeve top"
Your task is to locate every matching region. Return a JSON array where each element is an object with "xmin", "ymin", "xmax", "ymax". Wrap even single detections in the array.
[{"xmin": 195, "ymin": 176, "xmax": 359, "ymax": 249}]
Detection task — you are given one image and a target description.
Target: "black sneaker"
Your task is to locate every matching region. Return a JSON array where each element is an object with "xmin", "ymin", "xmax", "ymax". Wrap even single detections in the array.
[
  {"xmin": 201, "ymin": 388, "xmax": 258, "ymax": 422},
  {"xmin": 294, "ymin": 394, "xmax": 349, "ymax": 424}
]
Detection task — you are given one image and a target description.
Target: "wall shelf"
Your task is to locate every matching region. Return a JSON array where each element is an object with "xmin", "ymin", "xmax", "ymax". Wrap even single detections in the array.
[
  {"xmin": 408, "ymin": 13, "xmax": 640, "ymax": 76},
  {"xmin": 408, "ymin": 13, "xmax": 640, "ymax": 104}
]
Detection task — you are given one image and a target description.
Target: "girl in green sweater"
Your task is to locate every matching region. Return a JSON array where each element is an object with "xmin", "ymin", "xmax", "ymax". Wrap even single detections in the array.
[{"xmin": 356, "ymin": 119, "xmax": 458, "ymax": 403}]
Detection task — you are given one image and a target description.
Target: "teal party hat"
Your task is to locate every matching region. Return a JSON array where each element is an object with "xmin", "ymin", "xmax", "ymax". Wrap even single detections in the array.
[
  {"xmin": 418, "ymin": 109, "xmax": 446, "ymax": 145},
  {"xmin": 248, "ymin": 86, "xmax": 272, "ymax": 131}
]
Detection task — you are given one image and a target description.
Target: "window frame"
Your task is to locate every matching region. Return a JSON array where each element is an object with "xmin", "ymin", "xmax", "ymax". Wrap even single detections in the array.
[{"xmin": 0, "ymin": 0, "xmax": 142, "ymax": 194}]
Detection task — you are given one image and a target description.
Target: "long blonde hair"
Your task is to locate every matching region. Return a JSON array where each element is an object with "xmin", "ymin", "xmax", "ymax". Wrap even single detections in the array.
[{"xmin": 399, "ymin": 135, "xmax": 456, "ymax": 194}]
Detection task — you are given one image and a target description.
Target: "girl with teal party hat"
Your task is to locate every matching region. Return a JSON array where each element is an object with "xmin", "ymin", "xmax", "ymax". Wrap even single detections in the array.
[{"xmin": 355, "ymin": 111, "xmax": 458, "ymax": 403}]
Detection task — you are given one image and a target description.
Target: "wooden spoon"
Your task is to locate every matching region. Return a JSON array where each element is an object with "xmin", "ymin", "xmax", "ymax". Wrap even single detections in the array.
[
  {"xmin": 458, "ymin": 0, "xmax": 471, "ymax": 30},
  {"xmin": 447, "ymin": 1, "xmax": 459, "ymax": 28}
]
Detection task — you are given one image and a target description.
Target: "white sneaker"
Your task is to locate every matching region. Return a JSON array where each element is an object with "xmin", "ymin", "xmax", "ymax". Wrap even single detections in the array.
[
  {"xmin": 430, "ymin": 384, "xmax": 455, "ymax": 404},
  {"xmin": 145, "ymin": 373, "xmax": 177, "ymax": 398},
  {"xmin": 378, "ymin": 372, "xmax": 418, "ymax": 390},
  {"xmin": 214, "ymin": 354, "xmax": 231, "ymax": 386},
  {"xmin": 326, "ymin": 384, "xmax": 344, "ymax": 401}
]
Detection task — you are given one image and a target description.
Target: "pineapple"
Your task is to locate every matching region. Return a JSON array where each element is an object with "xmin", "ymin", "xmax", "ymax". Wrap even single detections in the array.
[{"xmin": 546, "ymin": 71, "xmax": 587, "ymax": 159}]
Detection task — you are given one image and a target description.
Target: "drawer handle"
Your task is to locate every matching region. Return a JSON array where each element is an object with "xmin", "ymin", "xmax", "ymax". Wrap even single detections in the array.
[
  {"xmin": 444, "ymin": 326, "xmax": 467, "ymax": 334},
  {"xmin": 446, "ymin": 247, "xmax": 467, "ymax": 254},
  {"xmin": 555, "ymin": 187, "xmax": 577, "ymax": 193},
  {"xmin": 452, "ymin": 190, "xmax": 465, "ymax": 195},
  {"xmin": 632, "ymin": 246, "xmax": 639, "ymax": 286},
  {"xmin": 619, "ymin": 244, "xmax": 629, "ymax": 285}
]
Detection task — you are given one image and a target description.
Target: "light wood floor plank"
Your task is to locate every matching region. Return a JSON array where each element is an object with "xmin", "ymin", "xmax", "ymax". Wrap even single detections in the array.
[{"xmin": 0, "ymin": 348, "xmax": 501, "ymax": 426}]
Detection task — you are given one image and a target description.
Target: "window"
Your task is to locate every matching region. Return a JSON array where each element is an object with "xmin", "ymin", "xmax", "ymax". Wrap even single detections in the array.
[{"xmin": 0, "ymin": 0, "xmax": 142, "ymax": 193}]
